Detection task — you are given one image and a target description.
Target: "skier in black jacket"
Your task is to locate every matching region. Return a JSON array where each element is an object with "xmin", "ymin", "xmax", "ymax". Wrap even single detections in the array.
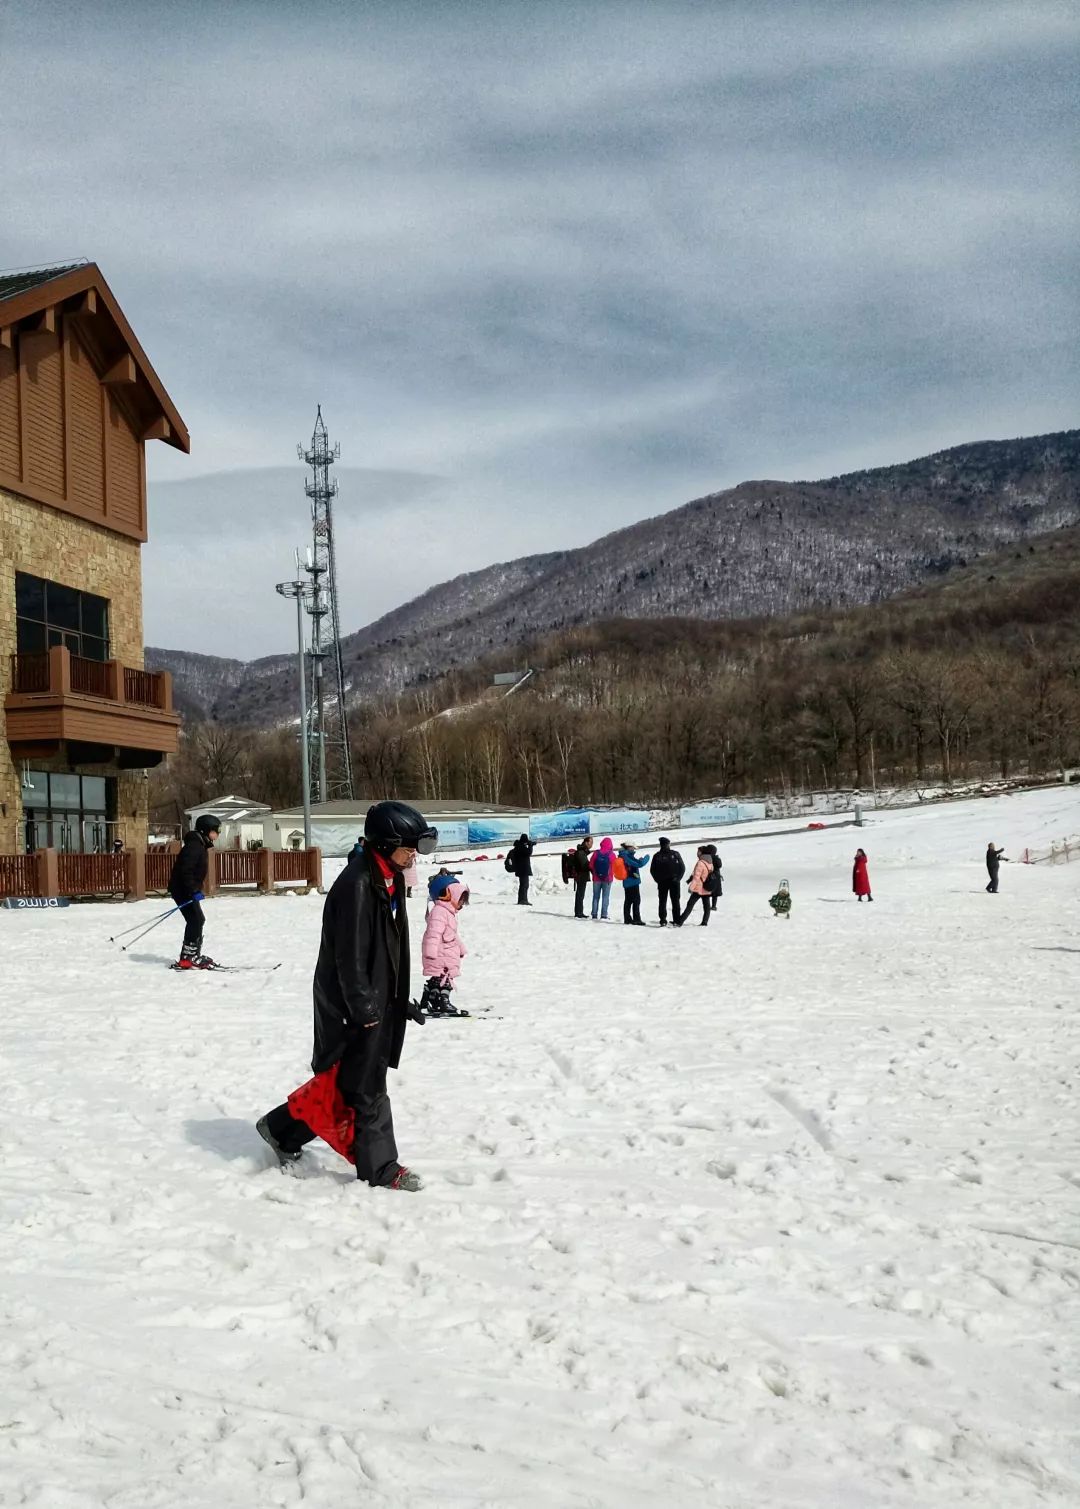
[
  {"xmin": 256, "ymin": 800, "xmax": 438, "ymax": 1192},
  {"xmin": 985, "ymin": 842, "xmax": 1006, "ymax": 893},
  {"xmin": 510, "ymin": 833, "xmax": 535, "ymax": 906},
  {"xmin": 650, "ymin": 836, "xmax": 685, "ymax": 927},
  {"xmin": 168, "ymin": 814, "xmax": 220, "ymax": 969}
]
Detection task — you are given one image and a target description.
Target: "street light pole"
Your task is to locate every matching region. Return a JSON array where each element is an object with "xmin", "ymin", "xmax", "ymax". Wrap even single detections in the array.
[{"xmin": 276, "ymin": 564, "xmax": 312, "ymax": 850}]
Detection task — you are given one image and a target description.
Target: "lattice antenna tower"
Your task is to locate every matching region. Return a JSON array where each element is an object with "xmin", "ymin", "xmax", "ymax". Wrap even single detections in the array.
[{"xmin": 297, "ymin": 407, "xmax": 354, "ymax": 802}]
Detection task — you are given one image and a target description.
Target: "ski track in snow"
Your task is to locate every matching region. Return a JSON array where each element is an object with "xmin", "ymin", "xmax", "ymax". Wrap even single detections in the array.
[{"xmin": 1, "ymin": 788, "xmax": 1079, "ymax": 1506}]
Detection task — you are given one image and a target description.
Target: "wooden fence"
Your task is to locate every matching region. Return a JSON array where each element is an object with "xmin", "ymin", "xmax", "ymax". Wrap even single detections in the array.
[{"xmin": 0, "ymin": 847, "xmax": 322, "ymax": 900}]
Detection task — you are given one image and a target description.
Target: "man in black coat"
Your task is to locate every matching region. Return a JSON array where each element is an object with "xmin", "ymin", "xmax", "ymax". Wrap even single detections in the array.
[
  {"xmin": 257, "ymin": 801, "xmax": 438, "ymax": 1192},
  {"xmin": 168, "ymin": 813, "xmax": 220, "ymax": 969},
  {"xmin": 510, "ymin": 833, "xmax": 535, "ymax": 906},
  {"xmin": 986, "ymin": 842, "xmax": 1006, "ymax": 893},
  {"xmin": 650, "ymin": 836, "xmax": 685, "ymax": 927},
  {"xmin": 571, "ymin": 835, "xmax": 593, "ymax": 918}
]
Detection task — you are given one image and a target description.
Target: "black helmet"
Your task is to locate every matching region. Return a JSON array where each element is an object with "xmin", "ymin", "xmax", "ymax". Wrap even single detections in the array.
[
  {"xmin": 195, "ymin": 813, "xmax": 222, "ymax": 842},
  {"xmin": 364, "ymin": 801, "xmax": 438, "ymax": 859}
]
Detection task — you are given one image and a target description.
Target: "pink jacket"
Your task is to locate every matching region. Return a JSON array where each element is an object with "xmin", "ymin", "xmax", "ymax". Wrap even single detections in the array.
[
  {"xmin": 688, "ymin": 857, "xmax": 711, "ymax": 896},
  {"xmin": 402, "ymin": 859, "xmax": 419, "ymax": 889},
  {"xmin": 421, "ymin": 896, "xmax": 467, "ymax": 981}
]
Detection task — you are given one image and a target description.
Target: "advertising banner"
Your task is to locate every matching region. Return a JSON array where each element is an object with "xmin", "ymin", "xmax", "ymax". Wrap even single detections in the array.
[{"xmin": 530, "ymin": 809, "xmax": 590, "ymax": 841}]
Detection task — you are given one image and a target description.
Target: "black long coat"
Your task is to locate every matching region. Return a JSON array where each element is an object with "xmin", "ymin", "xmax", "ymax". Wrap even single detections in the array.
[
  {"xmin": 510, "ymin": 837, "xmax": 535, "ymax": 876},
  {"xmin": 168, "ymin": 832, "xmax": 209, "ymax": 901},
  {"xmin": 311, "ymin": 851, "xmax": 411, "ymax": 1075}
]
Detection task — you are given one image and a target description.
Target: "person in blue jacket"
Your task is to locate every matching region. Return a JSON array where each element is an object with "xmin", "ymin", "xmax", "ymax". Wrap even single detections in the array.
[{"xmin": 618, "ymin": 841, "xmax": 650, "ymax": 926}]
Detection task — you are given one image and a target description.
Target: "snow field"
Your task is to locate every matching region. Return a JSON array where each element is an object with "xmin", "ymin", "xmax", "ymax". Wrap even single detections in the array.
[{"xmin": 1, "ymin": 787, "xmax": 1078, "ymax": 1506}]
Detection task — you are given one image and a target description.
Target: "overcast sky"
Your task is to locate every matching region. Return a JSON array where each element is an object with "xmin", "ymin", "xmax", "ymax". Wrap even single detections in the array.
[{"xmin": 3, "ymin": 0, "xmax": 1078, "ymax": 657}]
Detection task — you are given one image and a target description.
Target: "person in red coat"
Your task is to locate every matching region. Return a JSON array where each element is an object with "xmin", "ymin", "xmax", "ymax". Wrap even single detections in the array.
[{"xmin": 853, "ymin": 848, "xmax": 872, "ymax": 902}]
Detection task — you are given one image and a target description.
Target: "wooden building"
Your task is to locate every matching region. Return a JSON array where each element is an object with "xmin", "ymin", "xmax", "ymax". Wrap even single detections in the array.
[{"xmin": 0, "ymin": 261, "xmax": 188, "ymax": 852}]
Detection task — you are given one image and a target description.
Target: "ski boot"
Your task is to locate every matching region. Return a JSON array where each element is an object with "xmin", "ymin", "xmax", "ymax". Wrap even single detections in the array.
[{"xmin": 172, "ymin": 941, "xmax": 201, "ymax": 971}]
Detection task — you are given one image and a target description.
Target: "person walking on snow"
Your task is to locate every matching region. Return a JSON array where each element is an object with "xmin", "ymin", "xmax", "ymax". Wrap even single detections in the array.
[
  {"xmin": 420, "ymin": 875, "xmax": 469, "ymax": 1015},
  {"xmin": 590, "ymin": 836, "xmax": 615, "ymax": 919},
  {"xmin": 510, "ymin": 833, "xmax": 535, "ymax": 906},
  {"xmin": 650, "ymin": 836, "xmax": 685, "ymax": 926},
  {"xmin": 255, "ymin": 800, "xmax": 438, "ymax": 1193},
  {"xmin": 618, "ymin": 841, "xmax": 650, "ymax": 925},
  {"xmin": 707, "ymin": 844, "xmax": 723, "ymax": 912},
  {"xmin": 678, "ymin": 847, "xmax": 714, "ymax": 927},
  {"xmin": 853, "ymin": 848, "xmax": 872, "ymax": 902},
  {"xmin": 168, "ymin": 813, "xmax": 220, "ymax": 969},
  {"xmin": 571, "ymin": 835, "xmax": 593, "ymax": 918},
  {"xmin": 986, "ymin": 842, "xmax": 1007, "ymax": 893}
]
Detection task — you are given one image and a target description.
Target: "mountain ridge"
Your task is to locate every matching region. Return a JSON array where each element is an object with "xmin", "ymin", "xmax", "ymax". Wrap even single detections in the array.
[{"xmin": 147, "ymin": 427, "xmax": 1080, "ymax": 724}]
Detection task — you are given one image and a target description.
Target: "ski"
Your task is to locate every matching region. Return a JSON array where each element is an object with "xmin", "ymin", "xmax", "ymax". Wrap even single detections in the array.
[{"xmin": 169, "ymin": 962, "xmax": 282, "ymax": 973}]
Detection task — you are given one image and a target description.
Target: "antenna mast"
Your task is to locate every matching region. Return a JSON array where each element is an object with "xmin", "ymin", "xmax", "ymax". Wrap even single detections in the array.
[{"xmin": 297, "ymin": 407, "xmax": 354, "ymax": 802}]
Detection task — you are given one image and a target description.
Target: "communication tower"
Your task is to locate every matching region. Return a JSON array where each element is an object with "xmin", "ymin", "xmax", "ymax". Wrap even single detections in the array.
[{"xmin": 298, "ymin": 407, "xmax": 354, "ymax": 802}]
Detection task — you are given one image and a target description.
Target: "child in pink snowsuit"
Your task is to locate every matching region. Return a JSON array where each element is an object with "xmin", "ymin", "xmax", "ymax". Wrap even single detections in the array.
[{"xmin": 420, "ymin": 876, "xmax": 469, "ymax": 1014}]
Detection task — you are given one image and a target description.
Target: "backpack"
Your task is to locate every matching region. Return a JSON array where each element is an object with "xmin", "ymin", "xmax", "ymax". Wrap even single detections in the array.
[
  {"xmin": 560, "ymin": 850, "xmax": 575, "ymax": 885},
  {"xmin": 707, "ymin": 867, "xmax": 724, "ymax": 896},
  {"xmin": 612, "ymin": 855, "xmax": 628, "ymax": 881},
  {"xmin": 504, "ymin": 855, "xmax": 515, "ymax": 874},
  {"xmin": 593, "ymin": 851, "xmax": 611, "ymax": 882}
]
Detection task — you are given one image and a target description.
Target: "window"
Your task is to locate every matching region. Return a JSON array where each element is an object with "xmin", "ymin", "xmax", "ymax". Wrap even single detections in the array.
[
  {"xmin": 15, "ymin": 573, "xmax": 110, "ymax": 662},
  {"xmin": 22, "ymin": 771, "xmax": 117, "ymax": 854}
]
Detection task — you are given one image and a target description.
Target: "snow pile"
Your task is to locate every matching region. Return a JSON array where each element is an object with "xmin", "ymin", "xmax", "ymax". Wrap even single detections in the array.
[{"xmin": 1, "ymin": 788, "xmax": 1078, "ymax": 1506}]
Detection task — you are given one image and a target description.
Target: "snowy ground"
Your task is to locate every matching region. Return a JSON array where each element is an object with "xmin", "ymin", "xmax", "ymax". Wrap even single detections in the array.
[{"xmin": 2, "ymin": 788, "xmax": 1079, "ymax": 1507}]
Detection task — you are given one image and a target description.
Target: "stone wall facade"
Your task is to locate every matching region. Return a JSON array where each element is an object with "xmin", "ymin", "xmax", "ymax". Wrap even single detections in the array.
[{"xmin": 0, "ymin": 485, "xmax": 149, "ymax": 850}]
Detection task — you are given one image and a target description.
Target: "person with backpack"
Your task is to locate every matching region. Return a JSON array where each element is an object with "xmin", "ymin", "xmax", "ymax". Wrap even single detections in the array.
[
  {"xmin": 617, "ymin": 841, "xmax": 650, "ymax": 925},
  {"xmin": 508, "ymin": 833, "xmax": 535, "ymax": 905},
  {"xmin": 649, "ymin": 836, "xmax": 685, "ymax": 926},
  {"xmin": 678, "ymin": 847, "xmax": 714, "ymax": 927},
  {"xmin": 706, "ymin": 844, "xmax": 723, "ymax": 911},
  {"xmin": 590, "ymin": 836, "xmax": 615, "ymax": 920},
  {"xmin": 567, "ymin": 835, "xmax": 593, "ymax": 918}
]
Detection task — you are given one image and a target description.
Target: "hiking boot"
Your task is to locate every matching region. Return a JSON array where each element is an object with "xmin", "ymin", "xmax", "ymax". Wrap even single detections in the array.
[
  {"xmin": 256, "ymin": 1116, "xmax": 302, "ymax": 1167},
  {"xmin": 388, "ymin": 1165, "xmax": 424, "ymax": 1192}
]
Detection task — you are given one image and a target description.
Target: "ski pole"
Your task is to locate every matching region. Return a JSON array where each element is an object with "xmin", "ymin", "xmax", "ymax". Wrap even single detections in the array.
[{"xmin": 109, "ymin": 894, "xmax": 202, "ymax": 947}]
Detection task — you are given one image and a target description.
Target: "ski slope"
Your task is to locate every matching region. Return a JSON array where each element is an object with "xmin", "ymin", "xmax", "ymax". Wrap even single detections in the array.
[{"xmin": 1, "ymin": 787, "xmax": 1078, "ymax": 1507}]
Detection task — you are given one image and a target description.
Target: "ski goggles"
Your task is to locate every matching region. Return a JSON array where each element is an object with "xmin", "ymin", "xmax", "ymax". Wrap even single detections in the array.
[{"xmin": 414, "ymin": 827, "xmax": 439, "ymax": 856}]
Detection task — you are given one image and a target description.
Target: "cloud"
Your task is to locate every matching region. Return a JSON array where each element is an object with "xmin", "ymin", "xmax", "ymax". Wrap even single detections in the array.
[{"xmin": 3, "ymin": 0, "xmax": 1077, "ymax": 654}]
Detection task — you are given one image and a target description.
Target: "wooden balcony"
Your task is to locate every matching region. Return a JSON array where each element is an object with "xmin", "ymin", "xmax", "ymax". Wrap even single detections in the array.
[{"xmin": 4, "ymin": 645, "xmax": 180, "ymax": 766}]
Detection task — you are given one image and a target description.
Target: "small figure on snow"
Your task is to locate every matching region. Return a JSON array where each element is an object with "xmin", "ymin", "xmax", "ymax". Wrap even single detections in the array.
[
  {"xmin": 679, "ymin": 848, "xmax": 715, "ymax": 927},
  {"xmin": 420, "ymin": 874, "xmax": 470, "ymax": 1015},
  {"xmin": 617, "ymin": 841, "xmax": 650, "ymax": 925},
  {"xmin": 569, "ymin": 835, "xmax": 593, "ymax": 919},
  {"xmin": 986, "ymin": 842, "xmax": 1007, "ymax": 894},
  {"xmin": 168, "ymin": 814, "xmax": 220, "ymax": 969},
  {"xmin": 853, "ymin": 848, "xmax": 873, "ymax": 902},
  {"xmin": 256, "ymin": 800, "xmax": 438, "ymax": 1193},
  {"xmin": 707, "ymin": 844, "xmax": 723, "ymax": 912},
  {"xmin": 509, "ymin": 833, "xmax": 535, "ymax": 906},
  {"xmin": 650, "ymin": 836, "xmax": 685, "ymax": 926},
  {"xmin": 768, "ymin": 879, "xmax": 792, "ymax": 919},
  {"xmin": 590, "ymin": 837, "xmax": 615, "ymax": 919}
]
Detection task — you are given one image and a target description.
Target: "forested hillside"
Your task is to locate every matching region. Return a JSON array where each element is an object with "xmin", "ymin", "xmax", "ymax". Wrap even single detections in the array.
[{"xmin": 149, "ymin": 429, "xmax": 1080, "ymax": 724}]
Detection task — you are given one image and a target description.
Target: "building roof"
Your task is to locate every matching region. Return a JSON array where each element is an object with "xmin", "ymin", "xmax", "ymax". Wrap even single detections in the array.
[
  {"xmin": 185, "ymin": 795, "xmax": 271, "ymax": 820},
  {"xmin": 0, "ymin": 260, "xmax": 188, "ymax": 452},
  {"xmin": 0, "ymin": 261, "xmax": 89, "ymax": 301}
]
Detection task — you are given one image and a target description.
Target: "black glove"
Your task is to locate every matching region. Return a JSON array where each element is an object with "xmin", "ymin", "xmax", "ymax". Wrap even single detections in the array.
[{"xmin": 405, "ymin": 999, "xmax": 427, "ymax": 1025}]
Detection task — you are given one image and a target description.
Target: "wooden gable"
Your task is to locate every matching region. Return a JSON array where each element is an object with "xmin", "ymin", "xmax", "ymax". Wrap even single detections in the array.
[{"xmin": 0, "ymin": 264, "xmax": 188, "ymax": 543}]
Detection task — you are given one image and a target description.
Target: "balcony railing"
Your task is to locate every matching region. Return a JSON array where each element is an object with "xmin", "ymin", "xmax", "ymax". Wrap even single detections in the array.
[{"xmin": 7, "ymin": 647, "xmax": 171, "ymax": 713}]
